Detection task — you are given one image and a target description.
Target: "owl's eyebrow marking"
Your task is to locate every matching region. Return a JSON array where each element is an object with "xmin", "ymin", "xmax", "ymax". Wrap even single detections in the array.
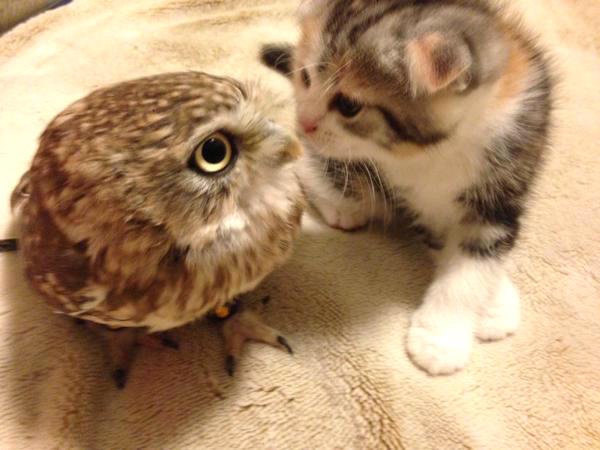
[
  {"xmin": 232, "ymin": 83, "xmax": 248, "ymax": 100},
  {"xmin": 0, "ymin": 238, "xmax": 18, "ymax": 252},
  {"xmin": 216, "ymin": 76, "xmax": 247, "ymax": 100}
]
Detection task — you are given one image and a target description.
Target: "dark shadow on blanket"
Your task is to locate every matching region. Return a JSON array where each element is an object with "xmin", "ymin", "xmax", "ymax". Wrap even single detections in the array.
[{"xmin": 2, "ymin": 209, "xmax": 431, "ymax": 448}]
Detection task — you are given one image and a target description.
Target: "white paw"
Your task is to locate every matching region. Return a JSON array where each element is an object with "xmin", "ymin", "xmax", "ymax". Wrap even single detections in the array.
[
  {"xmin": 476, "ymin": 276, "xmax": 520, "ymax": 341},
  {"xmin": 406, "ymin": 308, "xmax": 473, "ymax": 375},
  {"xmin": 314, "ymin": 199, "xmax": 369, "ymax": 231}
]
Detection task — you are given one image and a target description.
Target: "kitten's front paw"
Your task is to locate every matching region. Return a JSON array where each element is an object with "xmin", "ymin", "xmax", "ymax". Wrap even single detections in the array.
[
  {"xmin": 476, "ymin": 276, "xmax": 520, "ymax": 341},
  {"xmin": 406, "ymin": 309, "xmax": 473, "ymax": 375},
  {"xmin": 313, "ymin": 199, "xmax": 369, "ymax": 231}
]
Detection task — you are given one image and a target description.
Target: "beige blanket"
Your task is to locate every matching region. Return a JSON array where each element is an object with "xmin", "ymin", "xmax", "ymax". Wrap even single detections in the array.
[{"xmin": 1, "ymin": 1, "xmax": 599, "ymax": 448}]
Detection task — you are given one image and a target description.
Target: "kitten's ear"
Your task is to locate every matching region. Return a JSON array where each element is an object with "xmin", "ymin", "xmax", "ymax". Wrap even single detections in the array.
[{"xmin": 406, "ymin": 33, "xmax": 472, "ymax": 96}]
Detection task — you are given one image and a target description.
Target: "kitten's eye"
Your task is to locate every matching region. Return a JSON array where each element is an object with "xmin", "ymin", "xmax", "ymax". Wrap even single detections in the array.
[
  {"xmin": 334, "ymin": 94, "xmax": 363, "ymax": 118},
  {"xmin": 301, "ymin": 68, "xmax": 311, "ymax": 88},
  {"xmin": 191, "ymin": 132, "xmax": 236, "ymax": 174}
]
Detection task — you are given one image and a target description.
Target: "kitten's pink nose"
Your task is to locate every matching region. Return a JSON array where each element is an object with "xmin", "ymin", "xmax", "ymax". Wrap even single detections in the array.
[{"xmin": 299, "ymin": 118, "xmax": 319, "ymax": 134}]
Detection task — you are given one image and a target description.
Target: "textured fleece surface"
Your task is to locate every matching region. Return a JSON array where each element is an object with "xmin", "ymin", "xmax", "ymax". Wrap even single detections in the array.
[{"xmin": 0, "ymin": 0, "xmax": 599, "ymax": 448}]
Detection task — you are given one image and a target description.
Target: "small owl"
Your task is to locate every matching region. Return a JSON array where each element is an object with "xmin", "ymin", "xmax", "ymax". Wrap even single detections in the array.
[{"xmin": 11, "ymin": 72, "xmax": 305, "ymax": 388}]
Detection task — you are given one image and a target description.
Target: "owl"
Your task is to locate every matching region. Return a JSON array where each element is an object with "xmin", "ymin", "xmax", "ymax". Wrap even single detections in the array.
[{"xmin": 11, "ymin": 72, "xmax": 305, "ymax": 388}]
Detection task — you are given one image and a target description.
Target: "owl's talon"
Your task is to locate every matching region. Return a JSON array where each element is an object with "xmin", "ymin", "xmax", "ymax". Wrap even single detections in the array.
[
  {"xmin": 222, "ymin": 309, "xmax": 292, "ymax": 375},
  {"xmin": 277, "ymin": 335, "xmax": 293, "ymax": 354},
  {"xmin": 226, "ymin": 355, "xmax": 236, "ymax": 377},
  {"xmin": 83, "ymin": 324, "xmax": 180, "ymax": 387},
  {"xmin": 136, "ymin": 332, "xmax": 179, "ymax": 350},
  {"xmin": 160, "ymin": 335, "xmax": 179, "ymax": 350},
  {"xmin": 113, "ymin": 368, "xmax": 128, "ymax": 389}
]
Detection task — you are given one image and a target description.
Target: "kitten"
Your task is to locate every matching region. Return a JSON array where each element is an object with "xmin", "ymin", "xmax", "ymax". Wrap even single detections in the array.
[{"xmin": 261, "ymin": 0, "xmax": 553, "ymax": 375}]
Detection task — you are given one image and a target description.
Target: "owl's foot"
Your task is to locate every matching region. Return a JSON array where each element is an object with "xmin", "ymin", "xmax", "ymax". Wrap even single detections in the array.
[
  {"xmin": 109, "ymin": 330, "xmax": 179, "ymax": 388},
  {"xmin": 82, "ymin": 321, "xmax": 178, "ymax": 389},
  {"xmin": 222, "ymin": 309, "xmax": 293, "ymax": 376},
  {"xmin": 136, "ymin": 332, "xmax": 179, "ymax": 350}
]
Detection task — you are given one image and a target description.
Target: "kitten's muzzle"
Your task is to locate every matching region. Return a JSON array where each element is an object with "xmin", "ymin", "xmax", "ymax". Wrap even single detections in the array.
[{"xmin": 299, "ymin": 118, "xmax": 318, "ymax": 134}]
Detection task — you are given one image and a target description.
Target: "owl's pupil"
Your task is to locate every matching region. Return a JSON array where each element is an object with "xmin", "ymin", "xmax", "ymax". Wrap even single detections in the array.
[{"xmin": 202, "ymin": 138, "xmax": 227, "ymax": 163}]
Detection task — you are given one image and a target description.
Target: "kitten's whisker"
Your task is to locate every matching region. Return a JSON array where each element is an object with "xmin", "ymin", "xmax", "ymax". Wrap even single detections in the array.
[
  {"xmin": 318, "ymin": 79, "xmax": 337, "ymax": 101},
  {"xmin": 287, "ymin": 62, "xmax": 324, "ymax": 75},
  {"xmin": 342, "ymin": 159, "xmax": 350, "ymax": 199},
  {"xmin": 367, "ymin": 158, "xmax": 389, "ymax": 226},
  {"xmin": 323, "ymin": 158, "xmax": 331, "ymax": 179},
  {"xmin": 317, "ymin": 55, "xmax": 352, "ymax": 101},
  {"xmin": 364, "ymin": 162, "xmax": 378, "ymax": 225},
  {"xmin": 365, "ymin": 161, "xmax": 380, "ymax": 229},
  {"xmin": 356, "ymin": 161, "xmax": 376, "ymax": 230}
]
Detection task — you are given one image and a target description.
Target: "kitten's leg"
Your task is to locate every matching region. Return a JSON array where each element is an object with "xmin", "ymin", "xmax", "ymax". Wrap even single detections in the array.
[
  {"xmin": 406, "ymin": 230, "xmax": 519, "ymax": 375},
  {"xmin": 308, "ymin": 182, "xmax": 373, "ymax": 231},
  {"xmin": 460, "ymin": 223, "xmax": 521, "ymax": 341},
  {"xmin": 406, "ymin": 250, "xmax": 480, "ymax": 375},
  {"xmin": 475, "ymin": 269, "xmax": 520, "ymax": 341},
  {"xmin": 300, "ymin": 155, "xmax": 383, "ymax": 231}
]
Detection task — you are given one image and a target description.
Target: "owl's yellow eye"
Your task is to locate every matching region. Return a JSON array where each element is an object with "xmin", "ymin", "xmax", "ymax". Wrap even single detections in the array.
[{"xmin": 192, "ymin": 132, "xmax": 235, "ymax": 174}]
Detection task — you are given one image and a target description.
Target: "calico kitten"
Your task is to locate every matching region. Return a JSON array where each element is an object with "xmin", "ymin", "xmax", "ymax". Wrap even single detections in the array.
[{"xmin": 261, "ymin": 0, "xmax": 553, "ymax": 374}]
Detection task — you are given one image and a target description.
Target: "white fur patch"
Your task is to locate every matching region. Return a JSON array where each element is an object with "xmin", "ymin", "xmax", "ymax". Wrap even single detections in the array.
[
  {"xmin": 476, "ymin": 272, "xmax": 520, "ymax": 341},
  {"xmin": 406, "ymin": 251, "xmax": 515, "ymax": 375}
]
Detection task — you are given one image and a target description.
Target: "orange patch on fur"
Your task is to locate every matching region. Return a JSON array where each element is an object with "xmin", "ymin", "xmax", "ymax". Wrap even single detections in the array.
[
  {"xmin": 284, "ymin": 137, "xmax": 304, "ymax": 160},
  {"xmin": 494, "ymin": 36, "xmax": 530, "ymax": 105},
  {"xmin": 390, "ymin": 142, "xmax": 427, "ymax": 159}
]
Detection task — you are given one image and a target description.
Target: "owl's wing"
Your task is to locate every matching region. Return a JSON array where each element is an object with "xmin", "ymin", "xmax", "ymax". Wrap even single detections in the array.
[
  {"xmin": 21, "ymin": 190, "xmax": 195, "ymax": 328},
  {"xmin": 20, "ymin": 193, "xmax": 102, "ymax": 314}
]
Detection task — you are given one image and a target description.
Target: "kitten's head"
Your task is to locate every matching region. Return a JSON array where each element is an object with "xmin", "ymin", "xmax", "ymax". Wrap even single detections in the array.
[{"xmin": 292, "ymin": 0, "xmax": 509, "ymax": 161}]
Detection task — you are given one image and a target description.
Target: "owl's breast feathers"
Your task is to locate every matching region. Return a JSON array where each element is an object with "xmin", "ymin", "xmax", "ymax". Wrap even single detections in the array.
[{"xmin": 18, "ymin": 176, "xmax": 303, "ymax": 332}]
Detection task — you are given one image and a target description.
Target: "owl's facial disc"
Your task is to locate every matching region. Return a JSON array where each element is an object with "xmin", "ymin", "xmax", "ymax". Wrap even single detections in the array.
[{"xmin": 189, "ymin": 131, "xmax": 237, "ymax": 175}]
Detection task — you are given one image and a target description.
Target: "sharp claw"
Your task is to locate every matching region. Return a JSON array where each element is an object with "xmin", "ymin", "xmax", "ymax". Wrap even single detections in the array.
[
  {"xmin": 113, "ymin": 368, "xmax": 128, "ymax": 389},
  {"xmin": 161, "ymin": 336, "xmax": 179, "ymax": 350},
  {"xmin": 277, "ymin": 336, "xmax": 293, "ymax": 355},
  {"xmin": 226, "ymin": 355, "xmax": 236, "ymax": 377}
]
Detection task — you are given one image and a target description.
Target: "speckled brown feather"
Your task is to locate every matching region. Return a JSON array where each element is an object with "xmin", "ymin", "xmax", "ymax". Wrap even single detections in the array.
[{"xmin": 15, "ymin": 71, "xmax": 305, "ymax": 333}]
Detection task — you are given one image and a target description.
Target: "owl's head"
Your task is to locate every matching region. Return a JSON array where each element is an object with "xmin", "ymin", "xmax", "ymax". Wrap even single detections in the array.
[{"xmin": 34, "ymin": 72, "xmax": 304, "ymax": 254}]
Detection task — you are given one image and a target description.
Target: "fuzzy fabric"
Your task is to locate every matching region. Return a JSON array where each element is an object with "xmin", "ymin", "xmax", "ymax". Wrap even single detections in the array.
[{"xmin": 0, "ymin": 1, "xmax": 599, "ymax": 448}]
